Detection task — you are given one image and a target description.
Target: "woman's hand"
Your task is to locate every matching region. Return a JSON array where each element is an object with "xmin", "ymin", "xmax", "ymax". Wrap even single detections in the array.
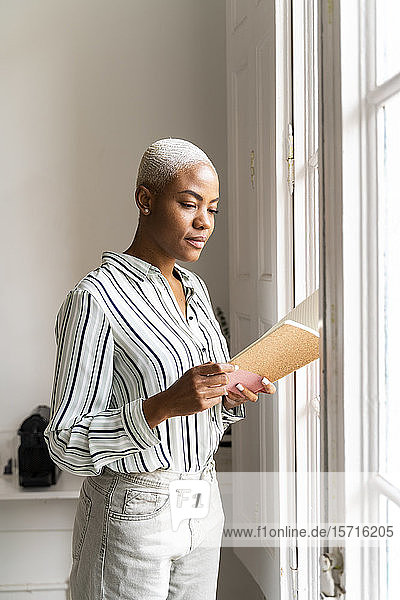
[
  {"xmin": 223, "ymin": 377, "xmax": 276, "ymax": 410},
  {"xmin": 160, "ymin": 361, "xmax": 237, "ymax": 419},
  {"xmin": 144, "ymin": 363, "xmax": 276, "ymax": 428}
]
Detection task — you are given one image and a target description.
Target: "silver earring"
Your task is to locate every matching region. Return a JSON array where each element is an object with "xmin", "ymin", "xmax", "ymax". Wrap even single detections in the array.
[{"xmin": 143, "ymin": 208, "xmax": 150, "ymax": 214}]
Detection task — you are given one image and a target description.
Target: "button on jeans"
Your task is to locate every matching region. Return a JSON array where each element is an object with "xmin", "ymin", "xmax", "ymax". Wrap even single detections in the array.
[{"xmin": 69, "ymin": 459, "xmax": 225, "ymax": 600}]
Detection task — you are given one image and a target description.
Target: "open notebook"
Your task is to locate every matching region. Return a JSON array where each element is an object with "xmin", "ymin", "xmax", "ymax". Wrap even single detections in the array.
[{"xmin": 226, "ymin": 289, "xmax": 320, "ymax": 396}]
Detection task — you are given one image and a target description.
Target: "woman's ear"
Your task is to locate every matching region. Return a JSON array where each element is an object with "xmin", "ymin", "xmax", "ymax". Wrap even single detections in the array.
[{"xmin": 135, "ymin": 185, "xmax": 152, "ymax": 214}]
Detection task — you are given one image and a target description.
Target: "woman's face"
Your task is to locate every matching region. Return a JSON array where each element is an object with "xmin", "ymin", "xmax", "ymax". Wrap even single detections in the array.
[{"xmin": 140, "ymin": 162, "xmax": 220, "ymax": 263}]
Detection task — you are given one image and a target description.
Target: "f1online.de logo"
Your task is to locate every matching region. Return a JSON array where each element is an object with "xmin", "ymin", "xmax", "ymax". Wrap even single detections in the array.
[{"xmin": 169, "ymin": 479, "xmax": 211, "ymax": 531}]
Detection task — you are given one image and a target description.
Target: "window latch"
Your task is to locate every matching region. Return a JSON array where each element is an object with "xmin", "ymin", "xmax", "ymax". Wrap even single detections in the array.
[{"xmin": 320, "ymin": 551, "xmax": 346, "ymax": 598}]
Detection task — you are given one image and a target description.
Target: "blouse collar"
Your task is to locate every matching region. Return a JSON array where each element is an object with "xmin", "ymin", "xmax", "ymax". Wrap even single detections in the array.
[{"xmin": 101, "ymin": 251, "xmax": 195, "ymax": 286}]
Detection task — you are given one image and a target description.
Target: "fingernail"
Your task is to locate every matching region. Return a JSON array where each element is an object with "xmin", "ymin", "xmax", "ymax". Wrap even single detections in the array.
[
  {"xmin": 262, "ymin": 377, "xmax": 271, "ymax": 386},
  {"xmin": 236, "ymin": 383, "xmax": 244, "ymax": 391}
]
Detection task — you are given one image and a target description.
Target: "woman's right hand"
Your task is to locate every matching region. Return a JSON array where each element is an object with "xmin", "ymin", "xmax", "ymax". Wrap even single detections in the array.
[{"xmin": 161, "ymin": 361, "xmax": 236, "ymax": 418}]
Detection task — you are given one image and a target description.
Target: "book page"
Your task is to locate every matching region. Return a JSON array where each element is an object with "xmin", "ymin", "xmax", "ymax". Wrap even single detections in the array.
[
  {"xmin": 262, "ymin": 288, "xmax": 319, "ymax": 338},
  {"xmin": 231, "ymin": 289, "xmax": 319, "ymax": 363}
]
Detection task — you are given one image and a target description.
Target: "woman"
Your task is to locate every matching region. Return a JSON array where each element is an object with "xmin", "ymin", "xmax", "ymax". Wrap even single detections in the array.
[{"xmin": 45, "ymin": 138, "xmax": 276, "ymax": 600}]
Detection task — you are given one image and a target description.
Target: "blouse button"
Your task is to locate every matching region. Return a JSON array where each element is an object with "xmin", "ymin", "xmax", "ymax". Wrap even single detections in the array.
[{"xmin": 188, "ymin": 316, "xmax": 193, "ymax": 320}]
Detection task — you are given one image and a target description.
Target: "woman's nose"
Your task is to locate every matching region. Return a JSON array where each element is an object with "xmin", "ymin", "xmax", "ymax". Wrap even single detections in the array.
[{"xmin": 193, "ymin": 210, "xmax": 212, "ymax": 229}]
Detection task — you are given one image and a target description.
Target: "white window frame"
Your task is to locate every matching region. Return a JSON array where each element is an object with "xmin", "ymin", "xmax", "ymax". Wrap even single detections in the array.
[
  {"xmin": 276, "ymin": 2, "xmax": 321, "ymax": 597},
  {"xmin": 319, "ymin": 0, "xmax": 400, "ymax": 596},
  {"xmin": 275, "ymin": 2, "xmax": 297, "ymax": 597},
  {"xmin": 319, "ymin": 0, "xmax": 366, "ymax": 594},
  {"xmin": 363, "ymin": 0, "xmax": 400, "ymax": 597},
  {"xmin": 292, "ymin": 1, "xmax": 321, "ymax": 598}
]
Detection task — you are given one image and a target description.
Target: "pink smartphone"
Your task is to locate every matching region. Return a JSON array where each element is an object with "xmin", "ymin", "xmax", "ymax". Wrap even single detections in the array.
[{"xmin": 225, "ymin": 368, "xmax": 268, "ymax": 397}]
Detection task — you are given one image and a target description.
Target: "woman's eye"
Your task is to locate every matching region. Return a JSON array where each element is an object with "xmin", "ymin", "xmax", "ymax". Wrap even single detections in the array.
[{"xmin": 181, "ymin": 203, "xmax": 219, "ymax": 215}]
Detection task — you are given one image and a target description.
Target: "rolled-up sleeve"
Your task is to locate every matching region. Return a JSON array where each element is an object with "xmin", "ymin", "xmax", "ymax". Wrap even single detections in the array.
[{"xmin": 44, "ymin": 289, "xmax": 161, "ymax": 476}]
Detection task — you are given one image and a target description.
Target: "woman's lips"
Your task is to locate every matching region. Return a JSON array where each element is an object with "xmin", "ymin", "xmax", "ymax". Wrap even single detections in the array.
[{"xmin": 185, "ymin": 239, "xmax": 205, "ymax": 249}]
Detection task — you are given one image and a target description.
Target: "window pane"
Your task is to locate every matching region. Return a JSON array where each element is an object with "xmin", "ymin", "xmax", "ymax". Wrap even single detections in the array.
[
  {"xmin": 376, "ymin": 0, "xmax": 400, "ymax": 84},
  {"xmin": 377, "ymin": 92, "xmax": 400, "ymax": 489},
  {"xmin": 379, "ymin": 496, "xmax": 400, "ymax": 598}
]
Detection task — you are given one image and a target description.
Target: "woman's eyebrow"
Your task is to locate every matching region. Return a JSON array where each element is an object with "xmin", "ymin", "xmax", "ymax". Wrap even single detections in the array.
[{"xmin": 177, "ymin": 190, "xmax": 219, "ymax": 203}]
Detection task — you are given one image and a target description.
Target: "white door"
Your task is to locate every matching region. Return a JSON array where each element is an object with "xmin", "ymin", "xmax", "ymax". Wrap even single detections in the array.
[{"xmin": 226, "ymin": 1, "xmax": 295, "ymax": 597}]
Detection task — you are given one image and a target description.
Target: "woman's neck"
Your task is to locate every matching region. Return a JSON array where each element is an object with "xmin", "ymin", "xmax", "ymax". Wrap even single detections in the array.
[{"xmin": 123, "ymin": 239, "xmax": 177, "ymax": 282}]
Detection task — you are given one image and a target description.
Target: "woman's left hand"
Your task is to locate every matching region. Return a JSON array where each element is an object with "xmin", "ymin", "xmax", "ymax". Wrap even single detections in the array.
[{"xmin": 223, "ymin": 377, "xmax": 276, "ymax": 410}]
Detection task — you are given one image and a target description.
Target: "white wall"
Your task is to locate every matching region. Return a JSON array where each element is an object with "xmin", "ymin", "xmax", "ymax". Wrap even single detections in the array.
[
  {"xmin": 0, "ymin": 0, "xmax": 228, "ymax": 594},
  {"xmin": 0, "ymin": 0, "xmax": 228, "ymax": 435}
]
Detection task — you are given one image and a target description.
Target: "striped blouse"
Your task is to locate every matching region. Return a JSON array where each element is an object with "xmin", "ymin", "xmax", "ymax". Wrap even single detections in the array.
[{"xmin": 44, "ymin": 251, "xmax": 245, "ymax": 476}]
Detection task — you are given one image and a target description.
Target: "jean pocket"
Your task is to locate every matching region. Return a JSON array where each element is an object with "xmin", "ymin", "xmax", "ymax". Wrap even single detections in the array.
[
  {"xmin": 72, "ymin": 483, "xmax": 92, "ymax": 561},
  {"xmin": 121, "ymin": 487, "xmax": 170, "ymax": 519},
  {"xmin": 109, "ymin": 483, "xmax": 170, "ymax": 521}
]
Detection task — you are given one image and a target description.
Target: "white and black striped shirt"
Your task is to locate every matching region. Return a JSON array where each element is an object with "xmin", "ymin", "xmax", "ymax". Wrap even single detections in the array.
[{"xmin": 44, "ymin": 251, "xmax": 245, "ymax": 476}]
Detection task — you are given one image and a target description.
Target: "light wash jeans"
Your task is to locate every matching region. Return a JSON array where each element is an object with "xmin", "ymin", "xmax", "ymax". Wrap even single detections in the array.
[{"xmin": 69, "ymin": 459, "xmax": 225, "ymax": 600}]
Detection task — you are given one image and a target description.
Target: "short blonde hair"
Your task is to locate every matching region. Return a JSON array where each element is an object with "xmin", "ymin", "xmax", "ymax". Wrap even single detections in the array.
[{"xmin": 136, "ymin": 137, "xmax": 217, "ymax": 197}]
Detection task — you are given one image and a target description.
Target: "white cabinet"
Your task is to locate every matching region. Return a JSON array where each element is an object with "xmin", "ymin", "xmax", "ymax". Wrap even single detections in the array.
[{"xmin": 0, "ymin": 472, "xmax": 81, "ymax": 599}]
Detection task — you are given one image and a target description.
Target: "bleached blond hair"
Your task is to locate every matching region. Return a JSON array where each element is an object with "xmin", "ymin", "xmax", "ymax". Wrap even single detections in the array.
[{"xmin": 135, "ymin": 137, "xmax": 217, "ymax": 197}]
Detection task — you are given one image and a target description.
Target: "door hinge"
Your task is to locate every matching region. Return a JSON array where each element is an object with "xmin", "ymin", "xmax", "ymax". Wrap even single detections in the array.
[
  {"xmin": 287, "ymin": 123, "xmax": 295, "ymax": 195},
  {"xmin": 289, "ymin": 543, "xmax": 298, "ymax": 598},
  {"xmin": 320, "ymin": 550, "xmax": 346, "ymax": 598}
]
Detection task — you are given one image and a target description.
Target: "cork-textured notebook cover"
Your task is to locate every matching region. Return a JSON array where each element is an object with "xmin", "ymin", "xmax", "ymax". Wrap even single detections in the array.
[
  {"xmin": 228, "ymin": 320, "xmax": 319, "ymax": 384},
  {"xmin": 225, "ymin": 290, "xmax": 320, "ymax": 393}
]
